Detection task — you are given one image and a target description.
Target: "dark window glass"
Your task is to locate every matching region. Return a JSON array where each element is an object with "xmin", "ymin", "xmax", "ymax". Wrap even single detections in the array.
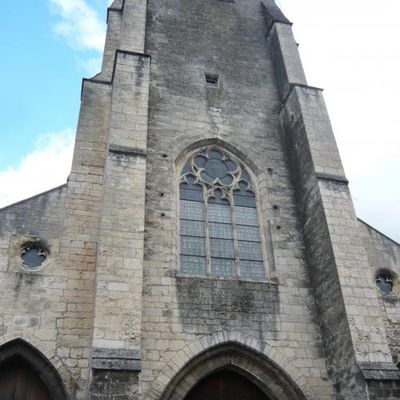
[
  {"xmin": 21, "ymin": 244, "xmax": 47, "ymax": 269},
  {"xmin": 208, "ymin": 203, "xmax": 232, "ymax": 223},
  {"xmin": 181, "ymin": 220, "xmax": 205, "ymax": 237},
  {"xmin": 180, "ymin": 188, "xmax": 204, "ymax": 202},
  {"xmin": 235, "ymin": 206, "xmax": 258, "ymax": 226},
  {"xmin": 376, "ymin": 273, "xmax": 393, "ymax": 294},
  {"xmin": 238, "ymin": 241, "xmax": 263, "ymax": 261},
  {"xmin": 182, "ymin": 161, "xmax": 192, "ymax": 174},
  {"xmin": 180, "ymin": 200, "xmax": 204, "ymax": 221},
  {"xmin": 194, "ymin": 155, "xmax": 207, "ymax": 168},
  {"xmin": 209, "ymin": 223, "xmax": 234, "ymax": 239},
  {"xmin": 204, "ymin": 158, "xmax": 228, "ymax": 178},
  {"xmin": 212, "ymin": 258, "xmax": 236, "ymax": 277},
  {"xmin": 240, "ymin": 261, "xmax": 265, "ymax": 280},
  {"xmin": 181, "ymin": 236, "xmax": 206, "ymax": 256},
  {"xmin": 210, "ymin": 238, "xmax": 235, "ymax": 258},
  {"xmin": 181, "ymin": 255, "xmax": 207, "ymax": 276},
  {"xmin": 206, "ymin": 75, "xmax": 219, "ymax": 88},
  {"xmin": 236, "ymin": 225, "xmax": 260, "ymax": 242}
]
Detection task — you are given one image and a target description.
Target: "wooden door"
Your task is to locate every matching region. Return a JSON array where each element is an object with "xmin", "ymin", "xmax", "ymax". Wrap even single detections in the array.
[
  {"xmin": 185, "ymin": 370, "xmax": 268, "ymax": 400},
  {"xmin": 0, "ymin": 360, "xmax": 51, "ymax": 400}
]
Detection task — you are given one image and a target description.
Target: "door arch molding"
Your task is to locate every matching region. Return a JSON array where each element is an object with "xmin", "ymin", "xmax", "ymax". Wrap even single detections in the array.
[
  {"xmin": 0, "ymin": 338, "xmax": 68, "ymax": 400},
  {"xmin": 158, "ymin": 342, "xmax": 313, "ymax": 400}
]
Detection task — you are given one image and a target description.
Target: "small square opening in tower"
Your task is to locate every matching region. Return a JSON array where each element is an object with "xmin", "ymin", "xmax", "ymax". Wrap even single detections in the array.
[{"xmin": 205, "ymin": 74, "xmax": 219, "ymax": 88}]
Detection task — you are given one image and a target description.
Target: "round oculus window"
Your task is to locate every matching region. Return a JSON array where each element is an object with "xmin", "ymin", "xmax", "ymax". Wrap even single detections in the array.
[
  {"xmin": 21, "ymin": 243, "xmax": 47, "ymax": 269},
  {"xmin": 376, "ymin": 272, "xmax": 393, "ymax": 294}
]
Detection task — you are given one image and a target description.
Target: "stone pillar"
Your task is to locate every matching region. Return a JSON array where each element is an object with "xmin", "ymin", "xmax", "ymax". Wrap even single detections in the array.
[
  {"xmin": 60, "ymin": 79, "xmax": 112, "ymax": 398},
  {"xmin": 99, "ymin": 2, "xmax": 123, "ymax": 81},
  {"xmin": 97, "ymin": 0, "xmax": 148, "ymax": 82},
  {"xmin": 85, "ymin": 0, "xmax": 150, "ymax": 396},
  {"xmin": 263, "ymin": 1, "xmax": 400, "ymax": 398},
  {"xmin": 119, "ymin": 0, "xmax": 148, "ymax": 54},
  {"xmin": 89, "ymin": 50, "xmax": 150, "ymax": 400}
]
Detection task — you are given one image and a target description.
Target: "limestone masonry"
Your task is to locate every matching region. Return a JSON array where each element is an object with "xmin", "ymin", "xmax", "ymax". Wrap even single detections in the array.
[{"xmin": 0, "ymin": 1, "xmax": 399, "ymax": 399}]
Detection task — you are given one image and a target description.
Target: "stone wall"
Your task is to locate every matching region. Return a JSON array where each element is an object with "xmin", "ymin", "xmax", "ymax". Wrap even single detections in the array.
[
  {"xmin": 0, "ymin": 186, "xmax": 80, "ymax": 396},
  {"xmin": 361, "ymin": 221, "xmax": 400, "ymax": 366}
]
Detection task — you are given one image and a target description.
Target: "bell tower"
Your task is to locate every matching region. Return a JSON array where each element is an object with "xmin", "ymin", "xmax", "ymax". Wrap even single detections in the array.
[{"xmin": 1, "ymin": 1, "xmax": 400, "ymax": 399}]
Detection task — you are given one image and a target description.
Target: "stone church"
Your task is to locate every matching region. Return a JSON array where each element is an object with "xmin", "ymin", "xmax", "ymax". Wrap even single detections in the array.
[{"xmin": 1, "ymin": 0, "xmax": 400, "ymax": 399}]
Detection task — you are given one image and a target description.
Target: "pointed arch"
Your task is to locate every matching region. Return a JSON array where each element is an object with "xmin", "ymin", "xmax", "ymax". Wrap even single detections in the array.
[
  {"xmin": 144, "ymin": 332, "xmax": 320, "ymax": 400},
  {"xmin": 174, "ymin": 138, "xmax": 262, "ymax": 177},
  {"xmin": 0, "ymin": 338, "xmax": 68, "ymax": 400}
]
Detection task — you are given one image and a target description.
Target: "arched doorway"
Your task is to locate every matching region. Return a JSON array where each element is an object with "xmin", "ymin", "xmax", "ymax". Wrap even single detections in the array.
[
  {"xmin": 0, "ymin": 357, "xmax": 51, "ymax": 400},
  {"xmin": 185, "ymin": 370, "xmax": 269, "ymax": 400},
  {"xmin": 159, "ymin": 343, "xmax": 310, "ymax": 400},
  {"xmin": 0, "ymin": 339, "xmax": 67, "ymax": 400}
]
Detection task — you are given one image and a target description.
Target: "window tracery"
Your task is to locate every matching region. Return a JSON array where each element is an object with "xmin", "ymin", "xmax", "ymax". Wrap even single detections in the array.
[{"xmin": 179, "ymin": 148, "xmax": 265, "ymax": 280}]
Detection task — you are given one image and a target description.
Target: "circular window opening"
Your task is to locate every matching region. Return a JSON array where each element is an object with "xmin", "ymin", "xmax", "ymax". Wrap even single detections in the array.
[
  {"xmin": 20, "ymin": 242, "xmax": 48, "ymax": 270},
  {"xmin": 376, "ymin": 271, "xmax": 394, "ymax": 294}
]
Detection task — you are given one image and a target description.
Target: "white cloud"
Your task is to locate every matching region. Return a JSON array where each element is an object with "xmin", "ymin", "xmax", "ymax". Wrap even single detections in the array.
[
  {"xmin": 49, "ymin": 0, "xmax": 107, "ymax": 52},
  {"xmin": 278, "ymin": 0, "xmax": 400, "ymax": 242},
  {"xmin": 78, "ymin": 55, "xmax": 104, "ymax": 76},
  {"xmin": 0, "ymin": 130, "xmax": 75, "ymax": 209}
]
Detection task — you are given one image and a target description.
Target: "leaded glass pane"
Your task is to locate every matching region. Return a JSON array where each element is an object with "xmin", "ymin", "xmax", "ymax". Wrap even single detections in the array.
[
  {"xmin": 180, "ymin": 220, "xmax": 205, "ymax": 237},
  {"xmin": 208, "ymin": 203, "xmax": 232, "ymax": 223},
  {"xmin": 201, "ymin": 171, "xmax": 214, "ymax": 184},
  {"xmin": 236, "ymin": 225, "xmax": 260, "ymax": 242},
  {"xmin": 220, "ymin": 175, "xmax": 233, "ymax": 185},
  {"xmin": 210, "ymin": 238, "xmax": 235, "ymax": 258},
  {"xmin": 233, "ymin": 195, "xmax": 256, "ymax": 208},
  {"xmin": 181, "ymin": 236, "xmax": 206, "ymax": 256},
  {"xmin": 226, "ymin": 159, "xmax": 237, "ymax": 172},
  {"xmin": 204, "ymin": 158, "xmax": 228, "ymax": 178},
  {"xmin": 180, "ymin": 188, "xmax": 204, "ymax": 202},
  {"xmin": 240, "ymin": 261, "xmax": 265, "ymax": 280},
  {"xmin": 181, "ymin": 255, "xmax": 207, "ymax": 276},
  {"xmin": 208, "ymin": 150, "xmax": 223, "ymax": 160},
  {"xmin": 235, "ymin": 206, "xmax": 258, "ymax": 226},
  {"xmin": 182, "ymin": 162, "xmax": 192, "ymax": 174},
  {"xmin": 194, "ymin": 155, "xmax": 207, "ymax": 168},
  {"xmin": 209, "ymin": 222, "xmax": 233, "ymax": 239},
  {"xmin": 241, "ymin": 169, "xmax": 251, "ymax": 182},
  {"xmin": 180, "ymin": 200, "xmax": 204, "ymax": 221},
  {"xmin": 211, "ymin": 258, "xmax": 236, "ymax": 277},
  {"xmin": 238, "ymin": 241, "xmax": 263, "ymax": 261}
]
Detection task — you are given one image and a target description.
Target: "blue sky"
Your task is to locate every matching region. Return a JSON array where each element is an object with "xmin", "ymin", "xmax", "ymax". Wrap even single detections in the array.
[
  {"xmin": 0, "ymin": 0, "xmax": 399, "ymax": 243},
  {"xmin": 0, "ymin": 0, "xmax": 109, "ymax": 206},
  {"xmin": 0, "ymin": 0, "xmax": 107, "ymax": 169}
]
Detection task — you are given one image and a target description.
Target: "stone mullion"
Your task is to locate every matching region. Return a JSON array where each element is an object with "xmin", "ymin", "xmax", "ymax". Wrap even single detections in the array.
[
  {"xmin": 230, "ymin": 192, "xmax": 241, "ymax": 278},
  {"xmin": 203, "ymin": 186, "xmax": 212, "ymax": 277}
]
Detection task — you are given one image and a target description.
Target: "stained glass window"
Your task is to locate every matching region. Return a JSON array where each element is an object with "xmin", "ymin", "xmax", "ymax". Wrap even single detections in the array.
[{"xmin": 179, "ymin": 148, "xmax": 266, "ymax": 280}]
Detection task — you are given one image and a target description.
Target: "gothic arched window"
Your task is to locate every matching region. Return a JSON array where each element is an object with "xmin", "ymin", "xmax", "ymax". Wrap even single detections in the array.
[{"xmin": 179, "ymin": 148, "xmax": 265, "ymax": 280}]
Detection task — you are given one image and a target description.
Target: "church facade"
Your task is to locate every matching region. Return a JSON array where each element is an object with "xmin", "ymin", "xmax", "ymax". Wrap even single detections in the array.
[{"xmin": 0, "ymin": 0, "xmax": 400, "ymax": 399}]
